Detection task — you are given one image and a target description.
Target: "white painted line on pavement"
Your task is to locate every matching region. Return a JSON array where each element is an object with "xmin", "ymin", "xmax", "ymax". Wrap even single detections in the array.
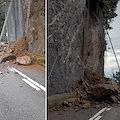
[
  {"xmin": 22, "ymin": 78, "xmax": 40, "ymax": 91},
  {"xmin": 7, "ymin": 66, "xmax": 46, "ymax": 92},
  {"xmin": 94, "ymin": 116, "xmax": 102, "ymax": 120},
  {"xmin": 106, "ymin": 107, "xmax": 111, "ymax": 111},
  {"xmin": 89, "ymin": 107, "xmax": 107, "ymax": 120},
  {"xmin": 11, "ymin": 67, "xmax": 46, "ymax": 92},
  {"xmin": 8, "ymin": 66, "xmax": 15, "ymax": 72}
]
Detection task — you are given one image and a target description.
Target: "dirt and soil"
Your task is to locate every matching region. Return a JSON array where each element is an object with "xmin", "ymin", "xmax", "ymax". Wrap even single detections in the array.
[
  {"xmin": 76, "ymin": 69, "xmax": 119, "ymax": 101},
  {"xmin": 0, "ymin": 37, "xmax": 45, "ymax": 69},
  {"xmin": 48, "ymin": 69, "xmax": 120, "ymax": 113},
  {"xmin": 4, "ymin": 36, "xmax": 28, "ymax": 57}
]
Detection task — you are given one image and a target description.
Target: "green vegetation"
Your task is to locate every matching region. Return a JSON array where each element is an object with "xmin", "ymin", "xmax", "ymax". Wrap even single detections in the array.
[
  {"xmin": 27, "ymin": 53, "xmax": 45, "ymax": 67},
  {"xmin": 33, "ymin": 56, "xmax": 45, "ymax": 67},
  {"xmin": 103, "ymin": 0, "xmax": 120, "ymax": 29},
  {"xmin": 48, "ymin": 92, "xmax": 76, "ymax": 109}
]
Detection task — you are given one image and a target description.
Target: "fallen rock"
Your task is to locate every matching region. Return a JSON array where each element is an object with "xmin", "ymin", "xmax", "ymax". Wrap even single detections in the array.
[
  {"xmin": 110, "ymin": 95, "xmax": 118, "ymax": 103},
  {"xmin": 0, "ymin": 37, "xmax": 28, "ymax": 64},
  {"xmin": 0, "ymin": 52, "xmax": 4, "ymax": 56},
  {"xmin": 75, "ymin": 69, "xmax": 120, "ymax": 108},
  {"xmin": 16, "ymin": 55, "xmax": 32, "ymax": 65},
  {"xmin": 82, "ymin": 101, "xmax": 90, "ymax": 109},
  {"xmin": 84, "ymin": 69, "xmax": 119, "ymax": 100},
  {"xmin": 0, "ymin": 42, "xmax": 8, "ymax": 52},
  {"xmin": 62, "ymin": 101, "xmax": 69, "ymax": 107},
  {"xmin": 66, "ymin": 98, "xmax": 77, "ymax": 104},
  {"xmin": 90, "ymin": 80, "xmax": 118, "ymax": 99},
  {"xmin": 1, "ymin": 53, "xmax": 16, "ymax": 62},
  {"xmin": 94, "ymin": 105, "xmax": 100, "ymax": 108},
  {"xmin": 62, "ymin": 101, "xmax": 73, "ymax": 107},
  {"xmin": 4, "ymin": 36, "xmax": 28, "ymax": 57},
  {"xmin": 115, "ymin": 95, "xmax": 120, "ymax": 101},
  {"xmin": 81, "ymin": 100, "xmax": 88, "ymax": 104}
]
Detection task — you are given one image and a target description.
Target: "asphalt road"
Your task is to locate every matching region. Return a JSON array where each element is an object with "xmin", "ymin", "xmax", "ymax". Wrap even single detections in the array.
[
  {"xmin": 48, "ymin": 108, "xmax": 100, "ymax": 120},
  {"xmin": 0, "ymin": 63, "xmax": 45, "ymax": 120},
  {"xmin": 97, "ymin": 106, "xmax": 120, "ymax": 120},
  {"xmin": 48, "ymin": 105, "xmax": 120, "ymax": 120}
]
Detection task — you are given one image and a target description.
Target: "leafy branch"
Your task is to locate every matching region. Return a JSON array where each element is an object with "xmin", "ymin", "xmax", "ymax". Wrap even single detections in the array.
[{"xmin": 103, "ymin": 0, "xmax": 120, "ymax": 29}]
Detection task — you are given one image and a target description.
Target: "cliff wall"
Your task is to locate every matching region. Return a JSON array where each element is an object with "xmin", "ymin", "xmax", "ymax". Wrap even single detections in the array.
[
  {"xmin": 6, "ymin": 0, "xmax": 45, "ymax": 56},
  {"xmin": 48, "ymin": 0, "xmax": 106, "ymax": 95}
]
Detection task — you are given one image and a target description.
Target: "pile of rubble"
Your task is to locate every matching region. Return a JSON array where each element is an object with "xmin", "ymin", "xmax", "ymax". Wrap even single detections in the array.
[
  {"xmin": 62, "ymin": 69, "xmax": 120, "ymax": 109},
  {"xmin": 0, "ymin": 37, "xmax": 31, "ymax": 65}
]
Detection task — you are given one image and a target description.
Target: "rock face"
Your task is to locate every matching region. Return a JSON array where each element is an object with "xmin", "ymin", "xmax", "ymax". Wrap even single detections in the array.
[
  {"xmin": 48, "ymin": 0, "xmax": 105, "ymax": 95},
  {"xmin": 16, "ymin": 55, "xmax": 31, "ymax": 65},
  {"xmin": 6, "ymin": 0, "xmax": 45, "ymax": 56},
  {"xmin": 23, "ymin": 0, "xmax": 45, "ymax": 56}
]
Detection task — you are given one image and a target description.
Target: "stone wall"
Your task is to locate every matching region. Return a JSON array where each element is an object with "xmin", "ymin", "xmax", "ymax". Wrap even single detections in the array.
[{"xmin": 48, "ymin": 0, "xmax": 105, "ymax": 95}]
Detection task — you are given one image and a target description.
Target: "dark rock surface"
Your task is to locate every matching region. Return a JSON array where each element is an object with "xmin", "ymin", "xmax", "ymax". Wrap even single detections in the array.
[{"xmin": 48, "ymin": 0, "xmax": 105, "ymax": 95}]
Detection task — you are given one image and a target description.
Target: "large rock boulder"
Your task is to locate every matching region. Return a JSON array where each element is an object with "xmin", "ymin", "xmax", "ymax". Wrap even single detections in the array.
[
  {"xmin": 90, "ymin": 80, "xmax": 118, "ymax": 99},
  {"xmin": 16, "ymin": 55, "xmax": 32, "ymax": 65},
  {"xmin": 0, "ymin": 53, "xmax": 16, "ymax": 62},
  {"xmin": 76, "ymin": 69, "xmax": 119, "ymax": 103}
]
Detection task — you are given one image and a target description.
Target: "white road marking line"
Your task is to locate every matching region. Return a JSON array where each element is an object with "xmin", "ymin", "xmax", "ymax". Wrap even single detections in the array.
[
  {"xmin": 89, "ymin": 107, "xmax": 107, "ymax": 120},
  {"xmin": 94, "ymin": 116, "xmax": 103, "ymax": 120},
  {"xmin": 106, "ymin": 107, "xmax": 111, "ymax": 111},
  {"xmin": 11, "ymin": 67, "xmax": 46, "ymax": 92},
  {"xmin": 38, "ymin": 84, "xmax": 46, "ymax": 92},
  {"xmin": 7, "ymin": 67, "xmax": 15, "ymax": 72},
  {"xmin": 22, "ymin": 78, "xmax": 40, "ymax": 91},
  {"xmin": 7, "ymin": 66, "xmax": 46, "ymax": 92}
]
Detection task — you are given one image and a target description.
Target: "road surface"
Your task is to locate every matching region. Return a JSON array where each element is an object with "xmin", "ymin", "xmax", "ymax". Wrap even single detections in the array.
[
  {"xmin": 0, "ymin": 63, "xmax": 45, "ymax": 120},
  {"xmin": 48, "ymin": 105, "xmax": 120, "ymax": 120}
]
